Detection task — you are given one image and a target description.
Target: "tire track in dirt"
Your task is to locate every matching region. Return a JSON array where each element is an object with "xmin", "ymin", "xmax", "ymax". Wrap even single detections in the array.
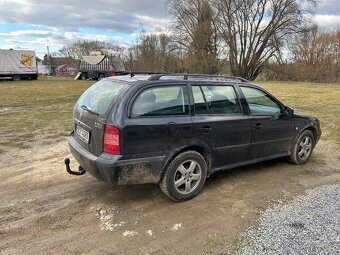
[{"xmin": 0, "ymin": 140, "xmax": 339, "ymax": 254}]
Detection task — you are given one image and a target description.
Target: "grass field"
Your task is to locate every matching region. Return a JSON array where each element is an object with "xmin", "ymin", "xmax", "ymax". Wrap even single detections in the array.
[
  {"xmin": 0, "ymin": 77, "xmax": 339, "ymax": 153},
  {"xmin": 0, "ymin": 78, "xmax": 95, "ymax": 152},
  {"xmin": 258, "ymin": 81, "xmax": 340, "ymax": 144}
]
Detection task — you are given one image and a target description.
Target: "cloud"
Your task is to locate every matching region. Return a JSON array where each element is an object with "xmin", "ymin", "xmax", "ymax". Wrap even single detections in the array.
[
  {"xmin": 0, "ymin": 0, "xmax": 170, "ymax": 33},
  {"xmin": 316, "ymin": 0, "xmax": 340, "ymax": 15},
  {"xmin": 0, "ymin": 0, "xmax": 171, "ymax": 55},
  {"xmin": 0, "ymin": 29, "xmax": 130, "ymax": 56},
  {"xmin": 313, "ymin": 15, "xmax": 340, "ymax": 28},
  {"xmin": 0, "ymin": 30, "xmax": 58, "ymax": 38},
  {"xmin": 0, "ymin": 0, "xmax": 339, "ymax": 56}
]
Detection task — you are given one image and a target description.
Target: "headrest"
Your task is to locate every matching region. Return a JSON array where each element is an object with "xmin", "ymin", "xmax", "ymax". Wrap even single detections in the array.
[
  {"xmin": 140, "ymin": 92, "xmax": 156, "ymax": 103},
  {"xmin": 211, "ymin": 94, "xmax": 228, "ymax": 101}
]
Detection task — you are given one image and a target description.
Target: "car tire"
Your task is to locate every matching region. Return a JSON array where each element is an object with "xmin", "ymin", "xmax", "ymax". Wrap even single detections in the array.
[
  {"xmin": 13, "ymin": 75, "xmax": 20, "ymax": 81},
  {"xmin": 288, "ymin": 130, "xmax": 315, "ymax": 165},
  {"xmin": 160, "ymin": 151, "xmax": 207, "ymax": 202},
  {"xmin": 81, "ymin": 73, "xmax": 87, "ymax": 80}
]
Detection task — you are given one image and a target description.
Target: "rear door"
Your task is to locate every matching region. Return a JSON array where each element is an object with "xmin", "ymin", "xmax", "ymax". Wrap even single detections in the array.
[
  {"xmin": 122, "ymin": 84, "xmax": 193, "ymax": 158},
  {"xmin": 238, "ymin": 85, "xmax": 294, "ymax": 159},
  {"xmin": 73, "ymin": 79, "xmax": 129, "ymax": 156},
  {"xmin": 191, "ymin": 84, "xmax": 251, "ymax": 168}
]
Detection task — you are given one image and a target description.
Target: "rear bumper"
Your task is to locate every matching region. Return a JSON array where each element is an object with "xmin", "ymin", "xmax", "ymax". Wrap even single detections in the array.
[{"xmin": 67, "ymin": 133, "xmax": 164, "ymax": 185}]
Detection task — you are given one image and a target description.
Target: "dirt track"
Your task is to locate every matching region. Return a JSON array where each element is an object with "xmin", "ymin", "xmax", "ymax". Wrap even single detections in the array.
[{"xmin": 0, "ymin": 140, "xmax": 339, "ymax": 255}]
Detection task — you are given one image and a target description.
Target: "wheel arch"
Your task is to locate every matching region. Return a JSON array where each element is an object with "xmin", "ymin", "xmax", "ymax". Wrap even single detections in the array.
[
  {"xmin": 288, "ymin": 125, "xmax": 316, "ymax": 165},
  {"xmin": 291, "ymin": 125, "xmax": 317, "ymax": 151},
  {"xmin": 304, "ymin": 126, "xmax": 317, "ymax": 141},
  {"xmin": 161, "ymin": 144, "xmax": 214, "ymax": 179}
]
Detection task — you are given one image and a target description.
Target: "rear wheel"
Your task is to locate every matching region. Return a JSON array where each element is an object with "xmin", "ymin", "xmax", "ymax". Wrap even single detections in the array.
[
  {"xmin": 160, "ymin": 151, "xmax": 207, "ymax": 201},
  {"xmin": 12, "ymin": 75, "xmax": 20, "ymax": 81},
  {"xmin": 288, "ymin": 130, "xmax": 315, "ymax": 165},
  {"xmin": 81, "ymin": 73, "xmax": 87, "ymax": 80}
]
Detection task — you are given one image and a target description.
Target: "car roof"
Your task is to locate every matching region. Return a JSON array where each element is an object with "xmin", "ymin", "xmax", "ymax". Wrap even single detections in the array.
[
  {"xmin": 106, "ymin": 74, "xmax": 253, "ymax": 86},
  {"xmin": 106, "ymin": 75, "xmax": 149, "ymax": 83}
]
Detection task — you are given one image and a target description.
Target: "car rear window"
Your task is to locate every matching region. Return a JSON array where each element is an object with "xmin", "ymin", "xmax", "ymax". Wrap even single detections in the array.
[{"xmin": 77, "ymin": 80, "xmax": 127, "ymax": 115}]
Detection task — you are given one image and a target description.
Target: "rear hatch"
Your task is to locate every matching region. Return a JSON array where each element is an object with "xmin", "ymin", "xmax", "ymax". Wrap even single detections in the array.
[{"xmin": 73, "ymin": 79, "xmax": 128, "ymax": 156}]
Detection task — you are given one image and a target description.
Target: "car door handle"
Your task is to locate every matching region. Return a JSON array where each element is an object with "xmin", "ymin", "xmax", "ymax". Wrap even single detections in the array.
[
  {"xmin": 254, "ymin": 123, "xmax": 263, "ymax": 129},
  {"xmin": 199, "ymin": 126, "xmax": 211, "ymax": 133}
]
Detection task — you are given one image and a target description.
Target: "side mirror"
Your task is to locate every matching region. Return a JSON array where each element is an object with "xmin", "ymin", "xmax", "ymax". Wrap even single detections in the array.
[
  {"xmin": 285, "ymin": 106, "xmax": 294, "ymax": 116},
  {"xmin": 271, "ymin": 112, "xmax": 281, "ymax": 120}
]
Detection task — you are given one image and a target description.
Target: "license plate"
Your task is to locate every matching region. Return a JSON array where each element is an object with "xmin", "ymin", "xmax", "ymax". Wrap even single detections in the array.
[{"xmin": 76, "ymin": 125, "xmax": 90, "ymax": 143}]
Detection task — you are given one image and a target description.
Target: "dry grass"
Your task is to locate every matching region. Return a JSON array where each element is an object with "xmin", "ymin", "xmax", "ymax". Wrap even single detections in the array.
[
  {"xmin": 0, "ymin": 77, "xmax": 339, "ymax": 153},
  {"xmin": 0, "ymin": 77, "xmax": 95, "ymax": 152},
  {"xmin": 257, "ymin": 81, "xmax": 340, "ymax": 144}
]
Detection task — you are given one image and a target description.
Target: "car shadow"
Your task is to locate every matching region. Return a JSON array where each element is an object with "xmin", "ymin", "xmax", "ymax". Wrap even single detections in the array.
[
  {"xmin": 83, "ymin": 157, "xmax": 294, "ymax": 205},
  {"xmin": 206, "ymin": 157, "xmax": 290, "ymax": 184}
]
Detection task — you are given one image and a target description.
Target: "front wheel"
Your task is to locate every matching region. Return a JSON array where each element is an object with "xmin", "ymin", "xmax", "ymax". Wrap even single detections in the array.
[
  {"xmin": 160, "ymin": 151, "xmax": 207, "ymax": 202},
  {"xmin": 288, "ymin": 130, "xmax": 315, "ymax": 165}
]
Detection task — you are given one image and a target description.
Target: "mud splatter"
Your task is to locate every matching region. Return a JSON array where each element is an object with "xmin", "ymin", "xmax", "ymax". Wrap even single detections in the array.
[
  {"xmin": 123, "ymin": 230, "xmax": 138, "ymax": 237},
  {"xmin": 171, "ymin": 223, "xmax": 182, "ymax": 231}
]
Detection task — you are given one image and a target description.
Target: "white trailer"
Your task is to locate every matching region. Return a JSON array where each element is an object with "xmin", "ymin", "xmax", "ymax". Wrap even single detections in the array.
[{"xmin": 0, "ymin": 49, "xmax": 38, "ymax": 81}]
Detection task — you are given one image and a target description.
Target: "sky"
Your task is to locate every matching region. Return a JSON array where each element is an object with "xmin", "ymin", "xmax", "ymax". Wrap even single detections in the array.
[{"xmin": 0, "ymin": 0, "xmax": 339, "ymax": 57}]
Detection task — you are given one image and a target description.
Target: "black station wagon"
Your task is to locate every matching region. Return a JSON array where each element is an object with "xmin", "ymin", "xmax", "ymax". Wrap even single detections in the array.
[{"xmin": 65, "ymin": 74, "xmax": 321, "ymax": 201}]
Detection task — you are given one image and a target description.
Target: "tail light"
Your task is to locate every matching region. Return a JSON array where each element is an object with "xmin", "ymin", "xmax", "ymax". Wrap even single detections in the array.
[
  {"xmin": 110, "ymin": 71, "xmax": 116, "ymax": 76},
  {"xmin": 103, "ymin": 125, "xmax": 120, "ymax": 154}
]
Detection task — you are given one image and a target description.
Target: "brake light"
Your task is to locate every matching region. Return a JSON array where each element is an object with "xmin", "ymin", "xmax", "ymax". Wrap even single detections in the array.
[
  {"xmin": 110, "ymin": 71, "xmax": 116, "ymax": 76},
  {"xmin": 103, "ymin": 125, "xmax": 120, "ymax": 154}
]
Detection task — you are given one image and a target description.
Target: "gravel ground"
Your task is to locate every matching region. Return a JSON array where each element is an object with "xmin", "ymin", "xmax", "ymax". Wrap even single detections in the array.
[{"xmin": 237, "ymin": 184, "xmax": 340, "ymax": 255}]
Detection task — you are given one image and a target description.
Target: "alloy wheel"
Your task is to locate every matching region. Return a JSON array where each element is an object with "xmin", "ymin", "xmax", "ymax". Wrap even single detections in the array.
[
  {"xmin": 174, "ymin": 160, "xmax": 202, "ymax": 195},
  {"xmin": 298, "ymin": 136, "xmax": 312, "ymax": 160}
]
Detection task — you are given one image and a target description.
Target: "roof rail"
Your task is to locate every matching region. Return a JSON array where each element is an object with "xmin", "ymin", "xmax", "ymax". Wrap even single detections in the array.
[
  {"xmin": 128, "ymin": 71, "xmax": 171, "ymax": 77},
  {"xmin": 147, "ymin": 73, "xmax": 249, "ymax": 82}
]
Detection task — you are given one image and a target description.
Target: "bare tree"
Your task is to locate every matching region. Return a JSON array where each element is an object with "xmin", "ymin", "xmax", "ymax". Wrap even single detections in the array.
[
  {"xmin": 290, "ymin": 26, "xmax": 339, "ymax": 81},
  {"xmin": 59, "ymin": 40, "xmax": 124, "ymax": 59},
  {"xmin": 124, "ymin": 31, "xmax": 182, "ymax": 73},
  {"xmin": 168, "ymin": 0, "xmax": 221, "ymax": 74},
  {"xmin": 262, "ymin": 27, "xmax": 340, "ymax": 82},
  {"xmin": 214, "ymin": 0, "xmax": 317, "ymax": 80},
  {"xmin": 292, "ymin": 26, "xmax": 339, "ymax": 65}
]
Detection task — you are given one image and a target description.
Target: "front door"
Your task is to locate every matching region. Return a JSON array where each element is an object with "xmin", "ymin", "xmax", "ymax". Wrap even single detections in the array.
[{"xmin": 239, "ymin": 85, "xmax": 294, "ymax": 160}]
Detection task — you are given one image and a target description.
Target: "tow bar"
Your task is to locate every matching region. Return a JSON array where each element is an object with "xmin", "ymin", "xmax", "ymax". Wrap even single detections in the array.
[{"xmin": 64, "ymin": 158, "xmax": 86, "ymax": 176}]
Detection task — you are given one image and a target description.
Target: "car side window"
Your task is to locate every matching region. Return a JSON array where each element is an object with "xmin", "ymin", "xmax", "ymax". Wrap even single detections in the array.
[
  {"xmin": 131, "ymin": 86, "xmax": 189, "ymax": 117},
  {"xmin": 192, "ymin": 85, "xmax": 241, "ymax": 114},
  {"xmin": 192, "ymin": 86, "xmax": 208, "ymax": 114},
  {"xmin": 240, "ymin": 86, "xmax": 281, "ymax": 115}
]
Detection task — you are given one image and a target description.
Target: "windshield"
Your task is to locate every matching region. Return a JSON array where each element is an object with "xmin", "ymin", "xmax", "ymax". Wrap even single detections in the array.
[{"xmin": 77, "ymin": 79, "xmax": 127, "ymax": 115}]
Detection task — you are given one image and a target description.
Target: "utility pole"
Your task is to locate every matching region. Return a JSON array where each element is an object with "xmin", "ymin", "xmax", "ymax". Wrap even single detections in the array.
[{"xmin": 47, "ymin": 46, "xmax": 51, "ymax": 75}]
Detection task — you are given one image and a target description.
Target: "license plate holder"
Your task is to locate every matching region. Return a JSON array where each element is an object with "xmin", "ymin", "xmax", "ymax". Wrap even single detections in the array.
[{"xmin": 76, "ymin": 125, "xmax": 90, "ymax": 143}]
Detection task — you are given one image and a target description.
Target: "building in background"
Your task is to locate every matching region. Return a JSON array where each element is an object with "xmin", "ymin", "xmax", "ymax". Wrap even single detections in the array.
[
  {"xmin": 56, "ymin": 64, "xmax": 78, "ymax": 77},
  {"xmin": 42, "ymin": 56, "xmax": 80, "ymax": 76},
  {"xmin": 36, "ymin": 57, "xmax": 50, "ymax": 76}
]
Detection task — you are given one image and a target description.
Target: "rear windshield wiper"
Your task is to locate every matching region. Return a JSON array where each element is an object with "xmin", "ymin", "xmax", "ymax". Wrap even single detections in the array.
[{"xmin": 81, "ymin": 105, "xmax": 99, "ymax": 115}]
